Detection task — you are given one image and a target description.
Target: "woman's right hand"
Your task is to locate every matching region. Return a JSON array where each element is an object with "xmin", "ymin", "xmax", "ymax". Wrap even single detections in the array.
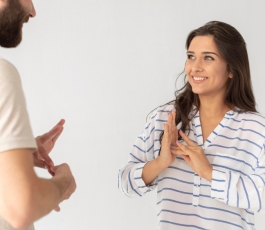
[
  {"xmin": 157, "ymin": 111, "xmax": 178, "ymax": 169},
  {"xmin": 142, "ymin": 111, "xmax": 178, "ymax": 186}
]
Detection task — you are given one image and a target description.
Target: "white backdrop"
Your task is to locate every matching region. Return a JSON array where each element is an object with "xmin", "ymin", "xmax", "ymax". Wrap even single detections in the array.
[{"xmin": 1, "ymin": 0, "xmax": 265, "ymax": 229}]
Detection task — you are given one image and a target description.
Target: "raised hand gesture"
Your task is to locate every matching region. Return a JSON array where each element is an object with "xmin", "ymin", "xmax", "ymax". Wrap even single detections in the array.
[
  {"xmin": 171, "ymin": 130, "xmax": 213, "ymax": 181},
  {"xmin": 33, "ymin": 119, "xmax": 65, "ymax": 175}
]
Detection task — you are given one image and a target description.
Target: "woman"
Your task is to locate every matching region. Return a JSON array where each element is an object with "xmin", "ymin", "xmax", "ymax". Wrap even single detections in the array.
[{"xmin": 118, "ymin": 21, "xmax": 265, "ymax": 230}]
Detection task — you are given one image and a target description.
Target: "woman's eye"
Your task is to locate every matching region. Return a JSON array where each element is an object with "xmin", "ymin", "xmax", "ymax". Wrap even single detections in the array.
[
  {"xmin": 205, "ymin": 56, "xmax": 214, "ymax": 60},
  {"xmin": 187, "ymin": 55, "xmax": 195, "ymax": 60}
]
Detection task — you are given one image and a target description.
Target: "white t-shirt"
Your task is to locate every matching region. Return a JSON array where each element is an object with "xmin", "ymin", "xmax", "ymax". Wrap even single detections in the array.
[{"xmin": 0, "ymin": 58, "xmax": 37, "ymax": 230}]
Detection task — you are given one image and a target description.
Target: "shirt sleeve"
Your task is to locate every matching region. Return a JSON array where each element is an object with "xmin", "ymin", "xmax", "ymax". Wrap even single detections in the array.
[
  {"xmin": 118, "ymin": 108, "xmax": 162, "ymax": 198},
  {"xmin": 211, "ymin": 140, "xmax": 265, "ymax": 212},
  {"xmin": 0, "ymin": 59, "xmax": 37, "ymax": 153}
]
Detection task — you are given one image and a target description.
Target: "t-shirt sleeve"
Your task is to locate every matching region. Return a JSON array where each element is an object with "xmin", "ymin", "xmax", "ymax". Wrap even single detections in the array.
[{"xmin": 0, "ymin": 58, "xmax": 37, "ymax": 153}]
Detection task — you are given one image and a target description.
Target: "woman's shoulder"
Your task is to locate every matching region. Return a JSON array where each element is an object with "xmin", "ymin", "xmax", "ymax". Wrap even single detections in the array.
[
  {"xmin": 147, "ymin": 103, "xmax": 175, "ymax": 120},
  {"xmin": 234, "ymin": 110, "xmax": 265, "ymax": 131}
]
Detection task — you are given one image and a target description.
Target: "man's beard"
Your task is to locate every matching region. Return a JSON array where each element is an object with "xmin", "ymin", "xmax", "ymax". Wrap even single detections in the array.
[{"xmin": 0, "ymin": 0, "xmax": 29, "ymax": 48}]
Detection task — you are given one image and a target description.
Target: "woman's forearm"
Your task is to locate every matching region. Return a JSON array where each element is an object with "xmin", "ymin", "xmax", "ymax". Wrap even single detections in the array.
[{"xmin": 142, "ymin": 157, "xmax": 167, "ymax": 185}]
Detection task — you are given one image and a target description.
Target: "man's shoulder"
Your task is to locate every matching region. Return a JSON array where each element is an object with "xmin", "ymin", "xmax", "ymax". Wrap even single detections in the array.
[
  {"xmin": 0, "ymin": 57, "xmax": 17, "ymax": 71},
  {"xmin": 0, "ymin": 57, "xmax": 20, "ymax": 82}
]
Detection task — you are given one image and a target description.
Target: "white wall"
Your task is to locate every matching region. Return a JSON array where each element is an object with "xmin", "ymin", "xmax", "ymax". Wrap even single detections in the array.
[{"xmin": 1, "ymin": 0, "xmax": 265, "ymax": 229}]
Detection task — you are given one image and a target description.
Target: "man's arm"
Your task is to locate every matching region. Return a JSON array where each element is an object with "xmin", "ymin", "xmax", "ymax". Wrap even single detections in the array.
[{"xmin": 0, "ymin": 148, "xmax": 76, "ymax": 230}]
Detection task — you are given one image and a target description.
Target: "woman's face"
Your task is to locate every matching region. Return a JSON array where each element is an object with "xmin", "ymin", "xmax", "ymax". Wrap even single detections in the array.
[{"xmin": 185, "ymin": 35, "xmax": 231, "ymax": 98}]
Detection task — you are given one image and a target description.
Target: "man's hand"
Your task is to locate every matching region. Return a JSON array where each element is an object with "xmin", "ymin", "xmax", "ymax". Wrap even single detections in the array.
[
  {"xmin": 51, "ymin": 163, "xmax": 77, "ymax": 212},
  {"xmin": 33, "ymin": 119, "xmax": 65, "ymax": 175}
]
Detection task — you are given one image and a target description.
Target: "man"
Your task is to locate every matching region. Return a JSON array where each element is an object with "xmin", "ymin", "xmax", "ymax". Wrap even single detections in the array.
[{"xmin": 0, "ymin": 0, "xmax": 76, "ymax": 229}]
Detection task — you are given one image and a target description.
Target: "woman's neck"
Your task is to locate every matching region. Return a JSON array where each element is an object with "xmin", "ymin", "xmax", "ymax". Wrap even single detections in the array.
[{"xmin": 198, "ymin": 94, "xmax": 233, "ymax": 118}]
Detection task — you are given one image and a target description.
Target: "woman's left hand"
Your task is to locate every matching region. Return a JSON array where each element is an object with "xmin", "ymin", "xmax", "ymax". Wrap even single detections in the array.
[{"xmin": 171, "ymin": 130, "xmax": 213, "ymax": 182}]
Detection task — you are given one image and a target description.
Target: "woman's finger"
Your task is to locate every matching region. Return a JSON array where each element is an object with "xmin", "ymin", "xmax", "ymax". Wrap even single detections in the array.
[
  {"xmin": 163, "ymin": 123, "xmax": 170, "ymax": 144},
  {"xmin": 179, "ymin": 130, "xmax": 197, "ymax": 146}
]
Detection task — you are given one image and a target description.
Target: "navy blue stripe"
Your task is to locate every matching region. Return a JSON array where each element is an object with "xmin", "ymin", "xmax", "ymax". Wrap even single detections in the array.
[
  {"xmin": 156, "ymin": 119, "xmax": 167, "ymax": 122},
  {"xmin": 156, "ymin": 198, "xmax": 192, "ymax": 206},
  {"xmin": 247, "ymin": 175, "xmax": 262, "ymax": 211},
  {"xmin": 230, "ymin": 118, "xmax": 241, "ymax": 123},
  {"xmin": 237, "ymin": 191, "xmax": 239, "ymax": 207},
  {"xmin": 133, "ymin": 144, "xmax": 145, "ymax": 153},
  {"xmin": 157, "ymin": 110, "xmax": 172, "ymax": 113},
  {"xmin": 212, "ymin": 164, "xmax": 245, "ymax": 175},
  {"xmin": 128, "ymin": 170, "xmax": 141, "ymax": 197},
  {"xmin": 135, "ymin": 166, "xmax": 144, "ymax": 170},
  {"xmin": 242, "ymin": 118, "xmax": 265, "ymax": 128},
  {"xmin": 227, "ymin": 171, "xmax": 231, "ymax": 204},
  {"xmin": 216, "ymin": 134, "xmax": 262, "ymax": 150},
  {"xmin": 198, "ymin": 204, "xmax": 253, "ymax": 226},
  {"xmin": 218, "ymin": 123, "xmax": 265, "ymax": 138},
  {"xmin": 145, "ymin": 122, "xmax": 151, "ymax": 130},
  {"xmin": 146, "ymin": 144, "xmax": 154, "ymax": 152},
  {"xmin": 245, "ymin": 112, "xmax": 265, "ymax": 119},
  {"xmin": 207, "ymin": 153, "xmax": 255, "ymax": 171},
  {"xmin": 212, "ymin": 188, "xmax": 224, "ymax": 192},
  {"xmin": 240, "ymin": 177, "xmax": 250, "ymax": 209},
  {"xmin": 158, "ymin": 187, "xmax": 193, "ymax": 195},
  {"xmin": 168, "ymin": 166, "xmax": 194, "ymax": 174},
  {"xmin": 128, "ymin": 161, "xmax": 140, "ymax": 164},
  {"xmin": 129, "ymin": 153, "xmax": 144, "ymax": 163},
  {"xmin": 158, "ymin": 176, "xmax": 194, "ymax": 185},
  {"xmin": 212, "ymin": 178, "xmax": 225, "ymax": 182},
  {"xmin": 209, "ymin": 144, "xmax": 258, "ymax": 161},
  {"xmin": 158, "ymin": 188, "xmax": 212, "ymax": 199},
  {"xmin": 145, "ymin": 126, "xmax": 155, "ymax": 141},
  {"xmin": 159, "ymin": 220, "xmax": 209, "ymax": 230},
  {"xmin": 245, "ymin": 209, "xmax": 254, "ymax": 215},
  {"xmin": 160, "ymin": 209, "xmax": 243, "ymax": 229},
  {"xmin": 253, "ymin": 174, "xmax": 265, "ymax": 186},
  {"xmin": 157, "ymin": 198, "xmax": 254, "ymax": 226}
]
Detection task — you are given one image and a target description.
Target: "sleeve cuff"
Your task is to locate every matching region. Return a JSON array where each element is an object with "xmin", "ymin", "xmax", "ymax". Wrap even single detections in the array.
[
  {"xmin": 211, "ymin": 168, "xmax": 226, "ymax": 200},
  {"xmin": 133, "ymin": 162, "xmax": 158, "ymax": 193}
]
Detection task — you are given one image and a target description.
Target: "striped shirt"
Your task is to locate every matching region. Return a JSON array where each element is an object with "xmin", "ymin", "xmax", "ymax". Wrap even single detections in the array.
[{"xmin": 118, "ymin": 104, "xmax": 265, "ymax": 230}]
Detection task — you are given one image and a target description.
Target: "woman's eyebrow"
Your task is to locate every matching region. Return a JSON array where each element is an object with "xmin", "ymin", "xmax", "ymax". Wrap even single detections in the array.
[{"xmin": 186, "ymin": 51, "xmax": 219, "ymax": 56}]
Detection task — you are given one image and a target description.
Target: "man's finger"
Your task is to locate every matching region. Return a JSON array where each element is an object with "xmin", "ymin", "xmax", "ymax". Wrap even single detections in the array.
[
  {"xmin": 52, "ymin": 128, "xmax": 64, "ymax": 142},
  {"xmin": 39, "ymin": 119, "xmax": 65, "ymax": 143},
  {"xmin": 39, "ymin": 126, "xmax": 62, "ymax": 143},
  {"xmin": 54, "ymin": 205, "xmax": 61, "ymax": 212},
  {"xmin": 34, "ymin": 158, "xmax": 46, "ymax": 169},
  {"xmin": 56, "ymin": 119, "xmax": 65, "ymax": 126},
  {"xmin": 37, "ymin": 144, "xmax": 54, "ymax": 166},
  {"xmin": 179, "ymin": 130, "xmax": 197, "ymax": 146}
]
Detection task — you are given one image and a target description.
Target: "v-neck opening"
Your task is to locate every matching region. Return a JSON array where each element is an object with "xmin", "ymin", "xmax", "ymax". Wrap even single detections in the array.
[{"xmin": 192, "ymin": 107, "xmax": 237, "ymax": 149}]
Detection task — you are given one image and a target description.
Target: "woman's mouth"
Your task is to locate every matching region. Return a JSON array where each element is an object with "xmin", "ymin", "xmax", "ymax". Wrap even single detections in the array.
[{"xmin": 192, "ymin": 76, "xmax": 208, "ymax": 82}]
